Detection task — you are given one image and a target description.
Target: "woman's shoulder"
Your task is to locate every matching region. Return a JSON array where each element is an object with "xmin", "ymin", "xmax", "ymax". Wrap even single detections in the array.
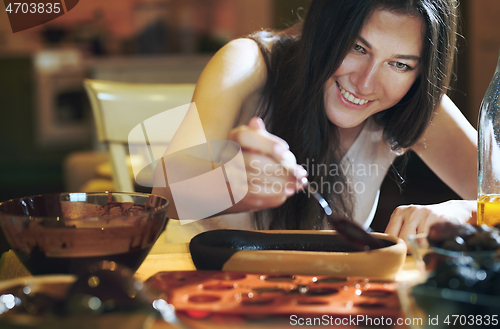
[
  {"xmin": 211, "ymin": 38, "xmax": 267, "ymax": 76},
  {"xmin": 197, "ymin": 38, "xmax": 268, "ymax": 96},
  {"xmin": 222, "ymin": 37, "xmax": 264, "ymax": 57}
]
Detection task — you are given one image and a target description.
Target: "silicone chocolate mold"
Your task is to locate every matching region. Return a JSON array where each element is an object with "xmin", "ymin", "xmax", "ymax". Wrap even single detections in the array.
[{"xmin": 146, "ymin": 270, "xmax": 403, "ymax": 323}]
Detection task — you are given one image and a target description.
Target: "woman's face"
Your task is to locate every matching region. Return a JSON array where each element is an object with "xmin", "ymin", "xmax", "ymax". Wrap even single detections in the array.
[{"xmin": 324, "ymin": 8, "xmax": 424, "ymax": 130}]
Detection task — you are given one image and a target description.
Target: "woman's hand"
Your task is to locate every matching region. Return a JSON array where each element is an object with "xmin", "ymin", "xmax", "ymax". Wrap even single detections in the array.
[
  {"xmin": 385, "ymin": 200, "xmax": 477, "ymax": 244},
  {"xmin": 225, "ymin": 117, "xmax": 308, "ymax": 213}
]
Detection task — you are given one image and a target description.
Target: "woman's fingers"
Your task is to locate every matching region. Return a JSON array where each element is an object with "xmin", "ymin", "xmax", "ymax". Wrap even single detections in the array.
[
  {"xmin": 223, "ymin": 117, "xmax": 309, "ymax": 212},
  {"xmin": 385, "ymin": 206, "xmax": 406, "ymax": 237},
  {"xmin": 230, "ymin": 118, "xmax": 288, "ymax": 153},
  {"xmin": 387, "ymin": 205, "xmax": 433, "ymax": 243},
  {"xmin": 236, "ymin": 152, "xmax": 299, "ymax": 210},
  {"xmin": 230, "ymin": 117, "xmax": 308, "ymax": 180},
  {"xmin": 247, "ymin": 116, "xmax": 266, "ymax": 130},
  {"xmin": 385, "ymin": 201, "xmax": 476, "ymax": 245}
]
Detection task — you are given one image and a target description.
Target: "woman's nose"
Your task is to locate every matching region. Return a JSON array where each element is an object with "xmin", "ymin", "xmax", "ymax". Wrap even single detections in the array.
[{"xmin": 351, "ymin": 61, "xmax": 380, "ymax": 95}]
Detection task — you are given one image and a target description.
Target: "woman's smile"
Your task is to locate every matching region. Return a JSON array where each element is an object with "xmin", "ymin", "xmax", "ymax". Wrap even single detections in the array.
[{"xmin": 336, "ymin": 82, "xmax": 371, "ymax": 108}]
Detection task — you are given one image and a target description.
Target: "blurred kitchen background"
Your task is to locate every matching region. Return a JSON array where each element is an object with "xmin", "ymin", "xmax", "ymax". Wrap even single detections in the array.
[{"xmin": 0, "ymin": 0, "xmax": 499, "ymax": 232}]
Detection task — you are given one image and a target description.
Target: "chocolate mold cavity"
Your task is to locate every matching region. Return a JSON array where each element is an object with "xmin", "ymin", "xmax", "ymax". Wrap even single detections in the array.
[
  {"xmin": 361, "ymin": 289, "xmax": 394, "ymax": 298},
  {"xmin": 305, "ymin": 287, "xmax": 339, "ymax": 296},
  {"xmin": 295, "ymin": 299, "xmax": 329, "ymax": 306},
  {"xmin": 188, "ymin": 295, "xmax": 221, "ymax": 303},
  {"xmin": 251, "ymin": 287, "xmax": 287, "ymax": 294},
  {"xmin": 262, "ymin": 275, "xmax": 295, "ymax": 282},
  {"xmin": 314, "ymin": 277, "xmax": 348, "ymax": 284}
]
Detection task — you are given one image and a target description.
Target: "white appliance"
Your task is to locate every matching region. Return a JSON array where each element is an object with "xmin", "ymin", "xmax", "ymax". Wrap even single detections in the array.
[{"xmin": 34, "ymin": 48, "xmax": 91, "ymax": 149}]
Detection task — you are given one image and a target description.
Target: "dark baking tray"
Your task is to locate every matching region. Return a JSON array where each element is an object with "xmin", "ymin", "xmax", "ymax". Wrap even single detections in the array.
[{"xmin": 189, "ymin": 229, "xmax": 392, "ymax": 271}]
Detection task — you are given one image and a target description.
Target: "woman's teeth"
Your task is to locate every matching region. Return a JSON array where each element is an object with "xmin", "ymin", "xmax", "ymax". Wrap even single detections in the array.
[{"xmin": 338, "ymin": 84, "xmax": 369, "ymax": 105}]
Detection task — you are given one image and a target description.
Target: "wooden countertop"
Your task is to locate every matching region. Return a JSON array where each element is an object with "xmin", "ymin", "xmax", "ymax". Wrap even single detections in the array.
[{"xmin": 0, "ymin": 231, "xmax": 422, "ymax": 328}]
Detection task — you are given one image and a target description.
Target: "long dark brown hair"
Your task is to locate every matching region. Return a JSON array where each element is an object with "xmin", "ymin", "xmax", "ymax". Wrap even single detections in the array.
[{"xmin": 250, "ymin": 0, "xmax": 459, "ymax": 230}]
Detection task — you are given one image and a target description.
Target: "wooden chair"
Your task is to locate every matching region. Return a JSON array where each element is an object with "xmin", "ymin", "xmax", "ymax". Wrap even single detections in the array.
[{"xmin": 83, "ymin": 79, "xmax": 196, "ymax": 192}]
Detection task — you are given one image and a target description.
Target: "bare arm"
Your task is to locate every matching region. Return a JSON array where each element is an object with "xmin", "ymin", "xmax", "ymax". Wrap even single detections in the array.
[
  {"xmin": 411, "ymin": 94, "xmax": 477, "ymax": 199},
  {"xmin": 385, "ymin": 95, "xmax": 477, "ymax": 242},
  {"xmin": 152, "ymin": 39, "xmax": 306, "ymax": 219}
]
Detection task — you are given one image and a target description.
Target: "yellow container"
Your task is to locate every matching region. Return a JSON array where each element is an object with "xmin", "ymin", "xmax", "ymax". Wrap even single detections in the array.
[{"xmin": 478, "ymin": 194, "xmax": 500, "ymax": 226}]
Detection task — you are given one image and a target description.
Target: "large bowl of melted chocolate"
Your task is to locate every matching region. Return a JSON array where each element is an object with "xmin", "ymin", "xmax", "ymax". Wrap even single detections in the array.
[{"xmin": 0, "ymin": 192, "xmax": 169, "ymax": 275}]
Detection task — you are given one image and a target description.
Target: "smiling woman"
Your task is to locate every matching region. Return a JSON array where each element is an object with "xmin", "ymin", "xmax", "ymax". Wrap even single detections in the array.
[{"xmin": 152, "ymin": 0, "xmax": 477, "ymax": 245}]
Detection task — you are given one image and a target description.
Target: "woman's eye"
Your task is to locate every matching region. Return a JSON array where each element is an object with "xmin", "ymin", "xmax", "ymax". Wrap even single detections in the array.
[
  {"xmin": 353, "ymin": 44, "xmax": 365, "ymax": 53},
  {"xmin": 393, "ymin": 62, "xmax": 412, "ymax": 71}
]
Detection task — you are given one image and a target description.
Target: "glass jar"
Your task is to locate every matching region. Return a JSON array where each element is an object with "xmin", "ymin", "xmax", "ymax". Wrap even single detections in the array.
[{"xmin": 478, "ymin": 50, "xmax": 500, "ymax": 226}]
